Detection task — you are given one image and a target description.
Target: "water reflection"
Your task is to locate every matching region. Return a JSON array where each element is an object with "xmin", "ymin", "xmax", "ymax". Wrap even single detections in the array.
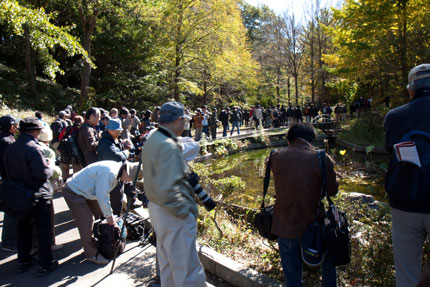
[{"xmin": 204, "ymin": 146, "xmax": 389, "ymax": 208}]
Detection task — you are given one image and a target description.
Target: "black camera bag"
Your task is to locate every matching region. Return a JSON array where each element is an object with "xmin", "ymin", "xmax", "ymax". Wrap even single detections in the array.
[
  {"xmin": 254, "ymin": 150, "xmax": 278, "ymax": 241},
  {"xmin": 93, "ymin": 217, "xmax": 126, "ymax": 259}
]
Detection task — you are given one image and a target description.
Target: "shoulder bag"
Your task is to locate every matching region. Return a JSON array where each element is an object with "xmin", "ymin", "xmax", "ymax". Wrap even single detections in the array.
[
  {"xmin": 318, "ymin": 150, "xmax": 351, "ymax": 266},
  {"xmin": 254, "ymin": 150, "xmax": 278, "ymax": 241}
]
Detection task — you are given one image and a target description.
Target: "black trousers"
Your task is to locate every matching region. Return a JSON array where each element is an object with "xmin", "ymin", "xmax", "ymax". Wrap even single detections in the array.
[
  {"xmin": 110, "ymin": 182, "xmax": 124, "ymax": 216},
  {"xmin": 211, "ymin": 127, "xmax": 217, "ymax": 140},
  {"xmin": 17, "ymin": 199, "xmax": 53, "ymax": 268}
]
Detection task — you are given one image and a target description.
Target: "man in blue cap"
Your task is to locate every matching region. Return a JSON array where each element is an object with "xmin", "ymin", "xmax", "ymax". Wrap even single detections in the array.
[
  {"xmin": 98, "ymin": 118, "xmax": 140, "ymax": 215},
  {"xmin": 142, "ymin": 101, "xmax": 206, "ymax": 287},
  {"xmin": 0, "ymin": 114, "xmax": 19, "ymax": 252}
]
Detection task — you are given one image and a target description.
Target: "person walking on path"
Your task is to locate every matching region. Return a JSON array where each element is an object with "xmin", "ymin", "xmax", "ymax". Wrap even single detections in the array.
[
  {"xmin": 218, "ymin": 107, "xmax": 230, "ymax": 137},
  {"xmin": 230, "ymin": 106, "xmax": 241, "ymax": 136},
  {"xmin": 270, "ymin": 123, "xmax": 338, "ymax": 286},
  {"xmin": 142, "ymin": 101, "xmax": 207, "ymax": 287},
  {"xmin": 384, "ymin": 63, "xmax": 430, "ymax": 287}
]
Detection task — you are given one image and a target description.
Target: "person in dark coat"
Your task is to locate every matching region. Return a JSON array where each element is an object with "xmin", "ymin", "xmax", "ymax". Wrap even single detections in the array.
[
  {"xmin": 270, "ymin": 123, "xmax": 338, "ymax": 286},
  {"xmin": 97, "ymin": 118, "xmax": 139, "ymax": 215},
  {"xmin": 218, "ymin": 108, "xmax": 230, "ymax": 137},
  {"xmin": 0, "ymin": 115, "xmax": 19, "ymax": 253},
  {"xmin": 77, "ymin": 107, "xmax": 100, "ymax": 166},
  {"xmin": 4, "ymin": 117, "xmax": 58, "ymax": 276}
]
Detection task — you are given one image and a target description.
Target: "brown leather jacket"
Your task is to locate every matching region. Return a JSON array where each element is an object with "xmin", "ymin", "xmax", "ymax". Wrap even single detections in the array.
[
  {"xmin": 77, "ymin": 122, "xmax": 99, "ymax": 166},
  {"xmin": 270, "ymin": 139, "xmax": 338, "ymax": 239}
]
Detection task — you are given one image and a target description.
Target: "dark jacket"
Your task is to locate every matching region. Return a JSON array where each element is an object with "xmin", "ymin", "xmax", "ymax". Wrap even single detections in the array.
[
  {"xmin": 384, "ymin": 89, "xmax": 430, "ymax": 212},
  {"xmin": 97, "ymin": 131, "xmax": 128, "ymax": 162},
  {"xmin": 77, "ymin": 122, "xmax": 99, "ymax": 166},
  {"xmin": 50, "ymin": 118, "xmax": 68, "ymax": 143},
  {"xmin": 270, "ymin": 139, "xmax": 338, "ymax": 238},
  {"xmin": 218, "ymin": 111, "xmax": 229, "ymax": 125},
  {"xmin": 230, "ymin": 110, "xmax": 241, "ymax": 122},
  {"xmin": 4, "ymin": 133, "xmax": 53, "ymax": 193},
  {"xmin": 0, "ymin": 132, "xmax": 15, "ymax": 179}
]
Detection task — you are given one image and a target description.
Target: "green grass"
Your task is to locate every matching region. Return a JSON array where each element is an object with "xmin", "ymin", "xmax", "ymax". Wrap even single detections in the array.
[{"xmin": 337, "ymin": 112, "xmax": 385, "ymax": 146}]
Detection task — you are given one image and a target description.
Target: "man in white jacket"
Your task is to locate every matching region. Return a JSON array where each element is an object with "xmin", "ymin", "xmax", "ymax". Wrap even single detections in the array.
[{"xmin": 62, "ymin": 160, "xmax": 139, "ymax": 264}]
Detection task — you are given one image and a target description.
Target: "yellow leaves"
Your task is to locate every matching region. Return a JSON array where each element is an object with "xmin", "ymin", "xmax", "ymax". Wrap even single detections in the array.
[{"xmin": 340, "ymin": 150, "xmax": 347, "ymax": 156}]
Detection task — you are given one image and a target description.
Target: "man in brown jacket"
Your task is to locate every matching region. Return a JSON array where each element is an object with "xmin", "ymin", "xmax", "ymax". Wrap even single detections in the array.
[
  {"xmin": 270, "ymin": 123, "xmax": 338, "ymax": 287},
  {"xmin": 77, "ymin": 107, "xmax": 100, "ymax": 166}
]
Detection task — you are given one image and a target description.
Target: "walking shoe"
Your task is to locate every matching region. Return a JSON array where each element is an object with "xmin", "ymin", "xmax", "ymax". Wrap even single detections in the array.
[
  {"xmin": 87, "ymin": 253, "xmax": 109, "ymax": 265},
  {"xmin": 2, "ymin": 243, "xmax": 17, "ymax": 253},
  {"xmin": 37, "ymin": 260, "xmax": 59, "ymax": 277},
  {"xmin": 17, "ymin": 260, "xmax": 36, "ymax": 274},
  {"xmin": 51, "ymin": 244, "xmax": 63, "ymax": 252}
]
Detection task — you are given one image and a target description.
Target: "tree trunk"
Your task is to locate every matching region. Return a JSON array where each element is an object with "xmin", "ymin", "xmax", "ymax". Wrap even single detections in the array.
[
  {"xmin": 78, "ymin": 6, "xmax": 99, "ymax": 107},
  {"xmin": 287, "ymin": 77, "xmax": 291, "ymax": 103},
  {"xmin": 24, "ymin": 28, "xmax": 38, "ymax": 98},
  {"xmin": 399, "ymin": 1, "xmax": 409, "ymax": 99},
  {"xmin": 276, "ymin": 67, "xmax": 280, "ymax": 103},
  {"xmin": 294, "ymin": 73, "xmax": 299, "ymax": 105}
]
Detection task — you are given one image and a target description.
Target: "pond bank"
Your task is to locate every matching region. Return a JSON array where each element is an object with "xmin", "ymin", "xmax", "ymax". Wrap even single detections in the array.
[{"xmin": 336, "ymin": 138, "xmax": 388, "ymax": 154}]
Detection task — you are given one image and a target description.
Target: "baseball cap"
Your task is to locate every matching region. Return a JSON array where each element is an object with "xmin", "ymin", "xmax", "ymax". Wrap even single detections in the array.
[
  {"xmin": 407, "ymin": 64, "xmax": 430, "ymax": 90},
  {"xmin": 106, "ymin": 118, "xmax": 123, "ymax": 131},
  {"xmin": 159, "ymin": 101, "xmax": 184, "ymax": 123}
]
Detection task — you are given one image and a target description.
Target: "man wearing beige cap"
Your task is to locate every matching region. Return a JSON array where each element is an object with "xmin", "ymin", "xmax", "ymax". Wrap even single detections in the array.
[
  {"xmin": 62, "ymin": 160, "xmax": 139, "ymax": 265},
  {"xmin": 384, "ymin": 64, "xmax": 430, "ymax": 286},
  {"xmin": 142, "ymin": 101, "xmax": 206, "ymax": 287}
]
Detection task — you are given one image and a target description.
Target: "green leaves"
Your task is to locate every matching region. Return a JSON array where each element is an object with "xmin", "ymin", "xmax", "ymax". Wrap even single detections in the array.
[{"xmin": 0, "ymin": 0, "xmax": 94, "ymax": 80}]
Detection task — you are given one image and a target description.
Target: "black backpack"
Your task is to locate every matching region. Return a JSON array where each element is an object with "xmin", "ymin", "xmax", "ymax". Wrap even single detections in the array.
[
  {"xmin": 57, "ymin": 127, "xmax": 85, "ymax": 166},
  {"xmin": 93, "ymin": 217, "xmax": 126, "ymax": 259},
  {"xmin": 50, "ymin": 119, "xmax": 67, "ymax": 142},
  {"xmin": 386, "ymin": 130, "xmax": 430, "ymax": 203}
]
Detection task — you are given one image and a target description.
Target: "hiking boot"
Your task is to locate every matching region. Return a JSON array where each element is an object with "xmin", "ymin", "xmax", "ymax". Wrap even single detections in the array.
[
  {"xmin": 87, "ymin": 253, "xmax": 109, "ymax": 265},
  {"xmin": 37, "ymin": 260, "xmax": 59, "ymax": 277},
  {"xmin": 17, "ymin": 259, "xmax": 36, "ymax": 274}
]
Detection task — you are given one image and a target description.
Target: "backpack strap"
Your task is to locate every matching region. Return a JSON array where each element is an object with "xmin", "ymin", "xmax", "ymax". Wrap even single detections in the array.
[
  {"xmin": 261, "ymin": 150, "xmax": 275, "ymax": 210},
  {"xmin": 317, "ymin": 149, "xmax": 333, "ymax": 206},
  {"xmin": 400, "ymin": 130, "xmax": 430, "ymax": 142}
]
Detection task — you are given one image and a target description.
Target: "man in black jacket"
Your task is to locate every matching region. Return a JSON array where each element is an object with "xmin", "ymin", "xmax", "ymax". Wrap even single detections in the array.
[
  {"xmin": 384, "ymin": 64, "xmax": 430, "ymax": 287},
  {"xmin": 218, "ymin": 108, "xmax": 230, "ymax": 137},
  {"xmin": 97, "ymin": 118, "xmax": 140, "ymax": 215},
  {"xmin": 0, "ymin": 115, "xmax": 19, "ymax": 253},
  {"xmin": 4, "ymin": 117, "xmax": 58, "ymax": 277}
]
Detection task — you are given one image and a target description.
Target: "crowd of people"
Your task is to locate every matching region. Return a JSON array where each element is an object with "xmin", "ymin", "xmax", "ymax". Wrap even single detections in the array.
[{"xmin": 3, "ymin": 63, "xmax": 427, "ymax": 287}]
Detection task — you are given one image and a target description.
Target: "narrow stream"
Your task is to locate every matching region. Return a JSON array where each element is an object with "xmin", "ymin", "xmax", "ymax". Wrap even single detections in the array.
[{"xmin": 202, "ymin": 146, "xmax": 389, "ymax": 209}]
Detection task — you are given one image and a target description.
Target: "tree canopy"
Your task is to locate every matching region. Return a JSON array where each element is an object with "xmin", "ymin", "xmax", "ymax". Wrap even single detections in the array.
[{"xmin": 1, "ymin": 0, "xmax": 430, "ymax": 112}]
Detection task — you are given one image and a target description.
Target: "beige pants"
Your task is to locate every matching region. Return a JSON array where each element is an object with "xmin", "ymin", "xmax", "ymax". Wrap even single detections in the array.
[
  {"xmin": 62, "ymin": 185, "xmax": 103, "ymax": 258},
  {"xmin": 148, "ymin": 202, "xmax": 206, "ymax": 287}
]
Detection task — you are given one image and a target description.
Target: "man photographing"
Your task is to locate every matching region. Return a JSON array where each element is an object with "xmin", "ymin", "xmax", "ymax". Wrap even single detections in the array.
[{"xmin": 142, "ymin": 101, "xmax": 206, "ymax": 287}]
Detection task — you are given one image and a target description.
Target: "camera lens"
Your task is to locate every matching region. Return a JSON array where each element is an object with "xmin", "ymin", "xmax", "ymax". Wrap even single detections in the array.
[{"xmin": 193, "ymin": 184, "xmax": 216, "ymax": 211}]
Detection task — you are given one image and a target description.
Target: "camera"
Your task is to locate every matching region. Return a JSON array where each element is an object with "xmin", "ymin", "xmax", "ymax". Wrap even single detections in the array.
[{"xmin": 188, "ymin": 172, "xmax": 216, "ymax": 211}]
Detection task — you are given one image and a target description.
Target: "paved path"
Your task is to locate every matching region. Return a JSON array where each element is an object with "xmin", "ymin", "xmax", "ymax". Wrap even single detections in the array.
[{"xmin": 0, "ymin": 192, "xmax": 225, "ymax": 286}]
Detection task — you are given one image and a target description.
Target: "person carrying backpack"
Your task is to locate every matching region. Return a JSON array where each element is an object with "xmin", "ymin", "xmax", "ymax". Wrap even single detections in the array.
[
  {"xmin": 384, "ymin": 63, "xmax": 430, "ymax": 287},
  {"xmin": 50, "ymin": 111, "xmax": 68, "ymax": 155},
  {"xmin": 58, "ymin": 116, "xmax": 84, "ymax": 181}
]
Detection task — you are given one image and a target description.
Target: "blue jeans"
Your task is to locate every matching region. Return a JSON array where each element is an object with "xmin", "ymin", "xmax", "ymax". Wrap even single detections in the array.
[
  {"xmin": 222, "ymin": 124, "xmax": 229, "ymax": 137},
  {"xmin": 278, "ymin": 237, "xmax": 336, "ymax": 287},
  {"xmin": 230, "ymin": 121, "xmax": 240, "ymax": 135},
  {"xmin": 203, "ymin": 125, "xmax": 209, "ymax": 138}
]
